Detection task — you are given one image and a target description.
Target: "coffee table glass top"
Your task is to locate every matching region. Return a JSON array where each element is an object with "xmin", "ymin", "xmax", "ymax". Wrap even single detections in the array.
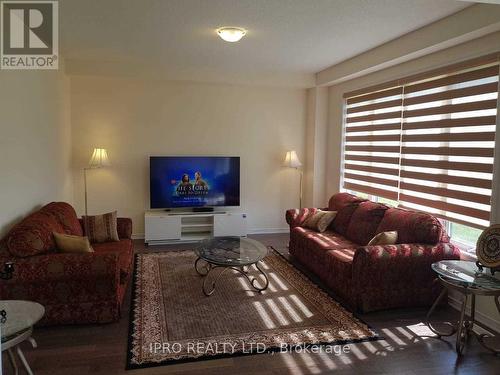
[
  {"xmin": 432, "ymin": 260, "xmax": 500, "ymax": 290},
  {"xmin": 0, "ymin": 300, "xmax": 45, "ymax": 342},
  {"xmin": 195, "ymin": 237, "xmax": 268, "ymax": 266}
]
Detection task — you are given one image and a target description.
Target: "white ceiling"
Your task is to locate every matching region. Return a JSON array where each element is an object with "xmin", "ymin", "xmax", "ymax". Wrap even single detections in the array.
[{"xmin": 60, "ymin": 0, "xmax": 471, "ymax": 87}]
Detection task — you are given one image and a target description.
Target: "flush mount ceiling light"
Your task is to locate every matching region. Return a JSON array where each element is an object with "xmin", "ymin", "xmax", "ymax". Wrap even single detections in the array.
[{"xmin": 216, "ymin": 27, "xmax": 247, "ymax": 42}]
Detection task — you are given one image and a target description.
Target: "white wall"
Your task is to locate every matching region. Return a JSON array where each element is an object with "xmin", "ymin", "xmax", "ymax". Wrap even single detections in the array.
[
  {"xmin": 0, "ymin": 68, "xmax": 72, "ymax": 238},
  {"xmin": 325, "ymin": 32, "xmax": 500, "ymax": 331},
  {"xmin": 69, "ymin": 76, "xmax": 307, "ymax": 236}
]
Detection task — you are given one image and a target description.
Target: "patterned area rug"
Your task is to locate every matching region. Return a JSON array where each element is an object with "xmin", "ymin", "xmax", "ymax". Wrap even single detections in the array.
[{"xmin": 127, "ymin": 248, "xmax": 378, "ymax": 369}]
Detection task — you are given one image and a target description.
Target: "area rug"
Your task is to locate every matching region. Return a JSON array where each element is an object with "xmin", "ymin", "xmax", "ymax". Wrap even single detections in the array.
[{"xmin": 127, "ymin": 248, "xmax": 378, "ymax": 369}]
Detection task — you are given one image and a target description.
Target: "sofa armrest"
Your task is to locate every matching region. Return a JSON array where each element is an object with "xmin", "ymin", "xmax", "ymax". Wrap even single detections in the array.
[
  {"xmin": 117, "ymin": 218, "xmax": 133, "ymax": 239},
  {"xmin": 285, "ymin": 208, "xmax": 321, "ymax": 228},
  {"xmin": 79, "ymin": 217, "xmax": 133, "ymax": 239},
  {"xmin": 351, "ymin": 242, "xmax": 461, "ymax": 311},
  {"xmin": 0, "ymin": 251, "xmax": 120, "ymax": 286}
]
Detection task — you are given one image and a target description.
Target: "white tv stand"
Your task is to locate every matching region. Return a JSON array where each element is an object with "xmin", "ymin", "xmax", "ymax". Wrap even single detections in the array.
[{"xmin": 144, "ymin": 210, "xmax": 247, "ymax": 245}]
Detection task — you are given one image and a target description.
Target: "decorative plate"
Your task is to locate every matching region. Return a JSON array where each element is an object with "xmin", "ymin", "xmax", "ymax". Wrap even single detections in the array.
[{"xmin": 476, "ymin": 224, "xmax": 500, "ymax": 268}]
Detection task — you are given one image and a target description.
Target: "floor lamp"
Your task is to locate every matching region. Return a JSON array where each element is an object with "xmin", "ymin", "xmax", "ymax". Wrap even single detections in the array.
[
  {"xmin": 84, "ymin": 148, "xmax": 111, "ymax": 216},
  {"xmin": 283, "ymin": 150, "xmax": 303, "ymax": 209}
]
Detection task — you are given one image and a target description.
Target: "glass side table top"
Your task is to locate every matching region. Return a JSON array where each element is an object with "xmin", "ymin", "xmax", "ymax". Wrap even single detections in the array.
[
  {"xmin": 195, "ymin": 237, "xmax": 268, "ymax": 266},
  {"xmin": 0, "ymin": 300, "xmax": 45, "ymax": 342},
  {"xmin": 432, "ymin": 260, "xmax": 500, "ymax": 290}
]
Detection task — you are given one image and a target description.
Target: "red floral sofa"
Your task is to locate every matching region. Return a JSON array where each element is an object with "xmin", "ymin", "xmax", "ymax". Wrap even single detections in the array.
[
  {"xmin": 286, "ymin": 193, "xmax": 460, "ymax": 312},
  {"xmin": 0, "ymin": 202, "xmax": 133, "ymax": 325}
]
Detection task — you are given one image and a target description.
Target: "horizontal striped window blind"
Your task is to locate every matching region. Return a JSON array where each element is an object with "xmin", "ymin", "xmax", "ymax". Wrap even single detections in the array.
[
  {"xmin": 344, "ymin": 87, "xmax": 403, "ymax": 201},
  {"xmin": 342, "ymin": 54, "xmax": 500, "ymax": 229}
]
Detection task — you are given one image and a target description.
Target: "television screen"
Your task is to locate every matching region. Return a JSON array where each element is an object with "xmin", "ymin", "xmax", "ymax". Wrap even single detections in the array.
[{"xmin": 150, "ymin": 156, "xmax": 240, "ymax": 208}]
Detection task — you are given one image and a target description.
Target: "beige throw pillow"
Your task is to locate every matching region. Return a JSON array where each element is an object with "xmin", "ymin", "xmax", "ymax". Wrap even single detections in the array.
[
  {"xmin": 53, "ymin": 232, "xmax": 94, "ymax": 253},
  {"xmin": 83, "ymin": 211, "xmax": 120, "ymax": 243},
  {"xmin": 368, "ymin": 231, "xmax": 398, "ymax": 246},
  {"xmin": 303, "ymin": 210, "xmax": 337, "ymax": 233}
]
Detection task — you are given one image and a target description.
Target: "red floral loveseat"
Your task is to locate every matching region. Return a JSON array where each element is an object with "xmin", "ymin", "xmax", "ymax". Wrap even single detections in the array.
[
  {"xmin": 286, "ymin": 193, "xmax": 460, "ymax": 312},
  {"xmin": 0, "ymin": 202, "xmax": 133, "ymax": 325}
]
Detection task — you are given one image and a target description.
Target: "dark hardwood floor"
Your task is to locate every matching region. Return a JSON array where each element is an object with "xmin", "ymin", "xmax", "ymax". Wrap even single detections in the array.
[{"xmin": 3, "ymin": 234, "xmax": 499, "ymax": 374}]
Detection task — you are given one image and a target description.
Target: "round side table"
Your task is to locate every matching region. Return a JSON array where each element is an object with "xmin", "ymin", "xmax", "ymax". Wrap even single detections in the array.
[
  {"xmin": 1, "ymin": 300, "xmax": 45, "ymax": 375},
  {"xmin": 426, "ymin": 260, "xmax": 500, "ymax": 355}
]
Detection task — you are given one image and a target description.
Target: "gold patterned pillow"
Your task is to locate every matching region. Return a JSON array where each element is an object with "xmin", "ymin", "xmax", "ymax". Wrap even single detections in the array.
[
  {"xmin": 368, "ymin": 231, "xmax": 398, "ymax": 246},
  {"xmin": 83, "ymin": 211, "xmax": 119, "ymax": 243},
  {"xmin": 53, "ymin": 232, "xmax": 94, "ymax": 253},
  {"xmin": 303, "ymin": 210, "xmax": 337, "ymax": 233}
]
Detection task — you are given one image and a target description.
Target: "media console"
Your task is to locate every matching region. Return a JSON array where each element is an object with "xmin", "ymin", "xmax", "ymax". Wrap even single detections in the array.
[{"xmin": 144, "ymin": 210, "xmax": 247, "ymax": 245}]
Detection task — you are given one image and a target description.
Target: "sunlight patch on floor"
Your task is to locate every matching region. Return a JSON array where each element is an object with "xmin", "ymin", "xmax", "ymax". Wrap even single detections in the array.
[
  {"xmin": 289, "ymin": 294, "xmax": 314, "ymax": 318},
  {"xmin": 269, "ymin": 272, "xmax": 289, "ymax": 290},
  {"xmin": 265, "ymin": 299, "xmax": 290, "ymax": 325},
  {"xmin": 236, "ymin": 275, "xmax": 254, "ymax": 296},
  {"xmin": 405, "ymin": 322, "xmax": 433, "ymax": 339},
  {"xmin": 252, "ymin": 301, "xmax": 276, "ymax": 329},
  {"xmin": 277, "ymin": 296, "xmax": 303, "ymax": 323}
]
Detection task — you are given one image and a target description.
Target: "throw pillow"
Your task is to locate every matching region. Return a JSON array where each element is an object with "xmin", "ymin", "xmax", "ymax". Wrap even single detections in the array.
[
  {"xmin": 303, "ymin": 210, "xmax": 337, "ymax": 233},
  {"xmin": 53, "ymin": 232, "xmax": 93, "ymax": 253},
  {"xmin": 368, "ymin": 231, "xmax": 398, "ymax": 246},
  {"xmin": 83, "ymin": 211, "xmax": 120, "ymax": 243}
]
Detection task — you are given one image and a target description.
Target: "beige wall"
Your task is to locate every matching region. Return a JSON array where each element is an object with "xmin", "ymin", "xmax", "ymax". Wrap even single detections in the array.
[
  {"xmin": 0, "ymin": 68, "xmax": 72, "ymax": 238},
  {"xmin": 325, "ymin": 32, "xmax": 500, "ymax": 331},
  {"xmin": 70, "ymin": 76, "xmax": 307, "ymax": 236},
  {"xmin": 304, "ymin": 87, "xmax": 328, "ymax": 208}
]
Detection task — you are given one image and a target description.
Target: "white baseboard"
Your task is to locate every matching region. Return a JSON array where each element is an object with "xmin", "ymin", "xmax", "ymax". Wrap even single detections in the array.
[
  {"xmin": 448, "ymin": 295, "xmax": 500, "ymax": 334},
  {"xmin": 132, "ymin": 233, "xmax": 145, "ymax": 240},
  {"xmin": 247, "ymin": 228, "xmax": 289, "ymax": 235}
]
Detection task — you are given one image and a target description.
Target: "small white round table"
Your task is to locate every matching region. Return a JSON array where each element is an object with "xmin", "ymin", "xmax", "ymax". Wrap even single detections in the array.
[{"xmin": 0, "ymin": 300, "xmax": 45, "ymax": 375}]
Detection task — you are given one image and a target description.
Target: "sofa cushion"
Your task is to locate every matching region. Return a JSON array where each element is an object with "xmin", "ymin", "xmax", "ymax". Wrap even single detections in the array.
[
  {"xmin": 41, "ymin": 202, "xmax": 83, "ymax": 236},
  {"xmin": 345, "ymin": 201, "xmax": 389, "ymax": 245},
  {"xmin": 291, "ymin": 226, "xmax": 358, "ymax": 251},
  {"xmin": 331, "ymin": 204, "xmax": 359, "ymax": 236},
  {"xmin": 328, "ymin": 192, "xmax": 367, "ymax": 211},
  {"xmin": 7, "ymin": 212, "xmax": 65, "ymax": 257},
  {"xmin": 376, "ymin": 207, "xmax": 446, "ymax": 245}
]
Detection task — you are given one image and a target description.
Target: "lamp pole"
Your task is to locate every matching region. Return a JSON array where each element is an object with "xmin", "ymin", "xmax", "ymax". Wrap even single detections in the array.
[
  {"xmin": 84, "ymin": 168, "xmax": 89, "ymax": 216},
  {"xmin": 298, "ymin": 168, "xmax": 303, "ymax": 209}
]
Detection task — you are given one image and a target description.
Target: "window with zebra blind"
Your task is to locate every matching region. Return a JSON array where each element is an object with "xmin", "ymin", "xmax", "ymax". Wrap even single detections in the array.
[{"xmin": 342, "ymin": 53, "xmax": 500, "ymax": 235}]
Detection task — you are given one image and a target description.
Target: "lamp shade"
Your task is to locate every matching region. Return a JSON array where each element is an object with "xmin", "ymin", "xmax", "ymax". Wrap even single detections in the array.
[
  {"xmin": 88, "ymin": 148, "xmax": 111, "ymax": 168},
  {"xmin": 283, "ymin": 150, "xmax": 302, "ymax": 168}
]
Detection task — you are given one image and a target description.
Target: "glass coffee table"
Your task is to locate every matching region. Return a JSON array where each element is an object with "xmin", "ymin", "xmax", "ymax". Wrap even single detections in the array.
[
  {"xmin": 1, "ymin": 300, "xmax": 45, "ymax": 375},
  {"xmin": 426, "ymin": 260, "xmax": 500, "ymax": 355},
  {"xmin": 194, "ymin": 237, "xmax": 269, "ymax": 296}
]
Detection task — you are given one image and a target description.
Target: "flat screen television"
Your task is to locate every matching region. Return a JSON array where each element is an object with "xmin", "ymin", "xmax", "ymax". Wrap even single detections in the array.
[{"xmin": 150, "ymin": 156, "xmax": 240, "ymax": 209}]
